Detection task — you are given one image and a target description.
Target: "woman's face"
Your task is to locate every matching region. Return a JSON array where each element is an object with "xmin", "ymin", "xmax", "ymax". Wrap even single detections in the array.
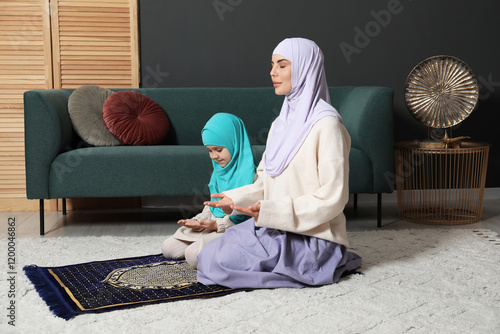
[
  {"xmin": 270, "ymin": 54, "xmax": 292, "ymax": 95},
  {"xmin": 206, "ymin": 145, "xmax": 231, "ymax": 167}
]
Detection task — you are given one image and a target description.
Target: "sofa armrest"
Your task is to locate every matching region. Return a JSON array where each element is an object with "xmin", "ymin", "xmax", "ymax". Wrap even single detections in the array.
[
  {"xmin": 334, "ymin": 86, "xmax": 395, "ymax": 193},
  {"xmin": 24, "ymin": 90, "xmax": 74, "ymax": 199}
]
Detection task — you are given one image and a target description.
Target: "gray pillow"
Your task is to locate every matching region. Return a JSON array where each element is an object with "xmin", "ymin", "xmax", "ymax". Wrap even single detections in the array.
[{"xmin": 68, "ymin": 85, "xmax": 122, "ymax": 146}]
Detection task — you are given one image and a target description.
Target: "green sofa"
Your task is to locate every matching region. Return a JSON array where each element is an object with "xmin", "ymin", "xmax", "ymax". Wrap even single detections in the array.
[{"xmin": 24, "ymin": 87, "xmax": 394, "ymax": 235}]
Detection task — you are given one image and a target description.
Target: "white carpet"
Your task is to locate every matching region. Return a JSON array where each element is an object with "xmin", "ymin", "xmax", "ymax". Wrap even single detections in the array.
[{"xmin": 1, "ymin": 228, "xmax": 499, "ymax": 334}]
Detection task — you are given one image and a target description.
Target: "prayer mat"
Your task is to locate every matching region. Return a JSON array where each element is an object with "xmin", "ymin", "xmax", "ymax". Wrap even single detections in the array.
[{"xmin": 23, "ymin": 254, "xmax": 236, "ymax": 320}]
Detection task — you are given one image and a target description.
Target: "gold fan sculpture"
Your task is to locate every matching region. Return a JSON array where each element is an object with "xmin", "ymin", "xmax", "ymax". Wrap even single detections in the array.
[{"xmin": 405, "ymin": 55, "xmax": 479, "ymax": 148}]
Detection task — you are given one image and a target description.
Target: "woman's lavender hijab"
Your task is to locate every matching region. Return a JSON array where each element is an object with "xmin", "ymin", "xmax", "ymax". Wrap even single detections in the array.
[{"xmin": 263, "ymin": 38, "xmax": 342, "ymax": 177}]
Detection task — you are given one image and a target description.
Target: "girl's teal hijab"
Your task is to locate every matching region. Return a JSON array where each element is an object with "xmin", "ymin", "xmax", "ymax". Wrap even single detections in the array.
[{"xmin": 202, "ymin": 113, "xmax": 256, "ymax": 224}]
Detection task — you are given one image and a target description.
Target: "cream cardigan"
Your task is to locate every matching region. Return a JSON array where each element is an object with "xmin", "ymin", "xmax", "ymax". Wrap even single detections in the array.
[{"xmin": 225, "ymin": 116, "xmax": 350, "ymax": 246}]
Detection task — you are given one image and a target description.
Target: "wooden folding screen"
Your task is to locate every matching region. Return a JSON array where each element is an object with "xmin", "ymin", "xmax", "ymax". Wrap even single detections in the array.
[
  {"xmin": 0, "ymin": 0, "xmax": 139, "ymax": 211},
  {"xmin": 51, "ymin": 0, "xmax": 139, "ymax": 89},
  {"xmin": 0, "ymin": 0, "xmax": 52, "ymax": 210}
]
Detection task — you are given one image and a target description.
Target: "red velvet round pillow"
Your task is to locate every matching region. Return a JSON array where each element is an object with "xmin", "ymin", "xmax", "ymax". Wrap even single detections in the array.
[{"xmin": 102, "ymin": 91, "xmax": 169, "ymax": 145}]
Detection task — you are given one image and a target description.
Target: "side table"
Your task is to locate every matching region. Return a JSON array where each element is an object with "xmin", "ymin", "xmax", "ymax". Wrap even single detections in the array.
[{"xmin": 395, "ymin": 141, "xmax": 490, "ymax": 225}]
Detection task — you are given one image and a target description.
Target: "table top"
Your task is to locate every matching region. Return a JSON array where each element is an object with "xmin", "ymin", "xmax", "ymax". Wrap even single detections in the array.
[{"xmin": 395, "ymin": 140, "xmax": 490, "ymax": 151}]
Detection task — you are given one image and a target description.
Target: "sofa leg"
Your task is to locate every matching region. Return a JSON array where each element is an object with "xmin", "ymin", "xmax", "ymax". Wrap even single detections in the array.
[
  {"xmin": 353, "ymin": 193, "xmax": 358, "ymax": 210},
  {"xmin": 40, "ymin": 199, "xmax": 45, "ymax": 236},
  {"xmin": 62, "ymin": 198, "xmax": 67, "ymax": 215},
  {"xmin": 377, "ymin": 193, "xmax": 382, "ymax": 228}
]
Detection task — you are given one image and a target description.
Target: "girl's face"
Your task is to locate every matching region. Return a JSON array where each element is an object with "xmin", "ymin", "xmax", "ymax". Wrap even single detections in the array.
[
  {"xmin": 206, "ymin": 145, "xmax": 231, "ymax": 167},
  {"xmin": 270, "ymin": 54, "xmax": 292, "ymax": 95}
]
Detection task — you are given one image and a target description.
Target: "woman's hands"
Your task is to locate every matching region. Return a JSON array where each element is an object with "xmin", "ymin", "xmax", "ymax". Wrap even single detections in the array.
[
  {"xmin": 178, "ymin": 219, "xmax": 217, "ymax": 231},
  {"xmin": 204, "ymin": 193, "xmax": 261, "ymax": 220},
  {"xmin": 203, "ymin": 193, "xmax": 234, "ymax": 215},
  {"xmin": 234, "ymin": 203, "xmax": 261, "ymax": 221}
]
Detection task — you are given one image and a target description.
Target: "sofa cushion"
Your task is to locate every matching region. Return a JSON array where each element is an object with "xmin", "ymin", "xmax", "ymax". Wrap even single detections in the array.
[
  {"xmin": 68, "ymin": 85, "xmax": 122, "ymax": 147},
  {"xmin": 48, "ymin": 145, "xmax": 266, "ymax": 199},
  {"xmin": 103, "ymin": 91, "xmax": 169, "ymax": 145},
  {"xmin": 49, "ymin": 146, "xmax": 212, "ymax": 198}
]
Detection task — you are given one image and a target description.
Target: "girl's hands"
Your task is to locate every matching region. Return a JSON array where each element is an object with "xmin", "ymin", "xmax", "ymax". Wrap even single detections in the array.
[
  {"xmin": 203, "ymin": 193, "xmax": 234, "ymax": 215},
  {"xmin": 178, "ymin": 219, "xmax": 217, "ymax": 231}
]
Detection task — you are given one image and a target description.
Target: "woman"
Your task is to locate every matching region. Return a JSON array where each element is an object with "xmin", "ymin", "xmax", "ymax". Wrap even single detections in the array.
[{"xmin": 197, "ymin": 38, "xmax": 361, "ymax": 288}]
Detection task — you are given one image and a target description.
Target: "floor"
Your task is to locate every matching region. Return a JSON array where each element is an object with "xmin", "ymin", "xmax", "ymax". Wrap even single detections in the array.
[{"xmin": 2, "ymin": 189, "xmax": 500, "ymax": 240}]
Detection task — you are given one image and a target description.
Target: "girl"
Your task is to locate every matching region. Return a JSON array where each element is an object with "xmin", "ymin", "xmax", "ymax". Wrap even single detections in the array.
[
  {"xmin": 162, "ymin": 113, "xmax": 256, "ymax": 267},
  {"xmin": 198, "ymin": 38, "xmax": 362, "ymax": 288}
]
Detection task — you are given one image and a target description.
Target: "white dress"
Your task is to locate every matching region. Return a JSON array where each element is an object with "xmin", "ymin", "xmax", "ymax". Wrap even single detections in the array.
[{"xmin": 171, "ymin": 205, "xmax": 235, "ymax": 250}]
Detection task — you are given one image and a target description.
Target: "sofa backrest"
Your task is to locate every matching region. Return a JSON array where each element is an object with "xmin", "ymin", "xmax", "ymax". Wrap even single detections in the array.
[
  {"xmin": 24, "ymin": 86, "xmax": 393, "ymax": 151},
  {"xmin": 112, "ymin": 87, "xmax": 394, "ymax": 148}
]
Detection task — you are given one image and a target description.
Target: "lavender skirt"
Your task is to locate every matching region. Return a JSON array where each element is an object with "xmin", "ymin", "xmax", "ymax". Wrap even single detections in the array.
[{"xmin": 197, "ymin": 219, "xmax": 362, "ymax": 289}]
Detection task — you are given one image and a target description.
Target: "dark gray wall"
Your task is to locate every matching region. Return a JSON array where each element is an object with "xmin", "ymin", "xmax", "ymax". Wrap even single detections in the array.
[{"xmin": 139, "ymin": 0, "xmax": 500, "ymax": 187}]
